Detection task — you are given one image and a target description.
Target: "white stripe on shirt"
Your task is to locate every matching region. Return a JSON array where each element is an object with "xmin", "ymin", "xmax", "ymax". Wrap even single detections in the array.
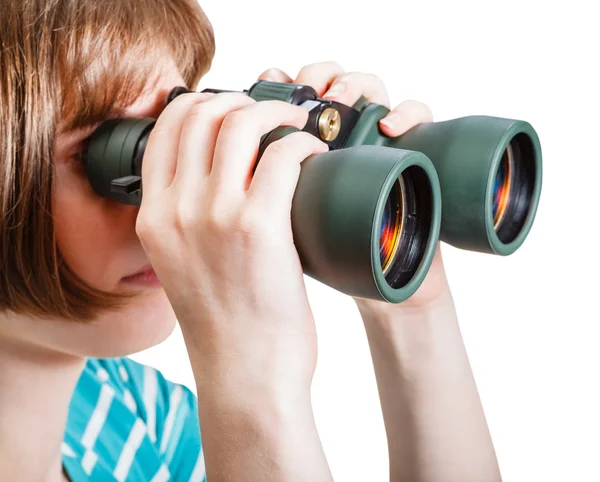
[
  {"xmin": 188, "ymin": 446, "xmax": 206, "ymax": 482},
  {"xmin": 143, "ymin": 366, "xmax": 158, "ymax": 443},
  {"xmin": 150, "ymin": 464, "xmax": 171, "ymax": 482},
  {"xmin": 82, "ymin": 450, "xmax": 98, "ymax": 475},
  {"xmin": 61, "ymin": 442, "xmax": 76, "ymax": 458},
  {"xmin": 113, "ymin": 418, "xmax": 147, "ymax": 482},
  {"xmin": 81, "ymin": 384, "xmax": 115, "ymax": 449},
  {"xmin": 96, "ymin": 367, "xmax": 110, "ymax": 383},
  {"xmin": 123, "ymin": 389, "xmax": 137, "ymax": 413},
  {"xmin": 160, "ymin": 385, "xmax": 184, "ymax": 454},
  {"xmin": 119, "ymin": 364, "xmax": 129, "ymax": 382}
]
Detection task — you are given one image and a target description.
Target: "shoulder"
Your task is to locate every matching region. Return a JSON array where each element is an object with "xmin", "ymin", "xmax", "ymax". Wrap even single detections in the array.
[
  {"xmin": 86, "ymin": 357, "xmax": 197, "ymax": 404},
  {"xmin": 84, "ymin": 357, "xmax": 199, "ymax": 441},
  {"xmin": 64, "ymin": 357, "xmax": 205, "ymax": 481}
]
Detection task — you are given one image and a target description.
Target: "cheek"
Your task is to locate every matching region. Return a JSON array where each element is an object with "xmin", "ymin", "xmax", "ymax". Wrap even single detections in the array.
[
  {"xmin": 49, "ymin": 168, "xmax": 178, "ymax": 355},
  {"xmin": 52, "ymin": 163, "xmax": 140, "ymax": 290}
]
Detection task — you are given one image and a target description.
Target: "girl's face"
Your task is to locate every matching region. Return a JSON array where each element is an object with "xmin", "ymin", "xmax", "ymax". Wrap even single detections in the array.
[{"xmin": 44, "ymin": 64, "xmax": 188, "ymax": 358}]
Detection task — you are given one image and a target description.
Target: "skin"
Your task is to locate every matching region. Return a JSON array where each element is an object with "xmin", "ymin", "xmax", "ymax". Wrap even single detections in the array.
[
  {"xmin": 0, "ymin": 58, "xmax": 501, "ymax": 482},
  {"xmin": 260, "ymin": 64, "xmax": 502, "ymax": 481}
]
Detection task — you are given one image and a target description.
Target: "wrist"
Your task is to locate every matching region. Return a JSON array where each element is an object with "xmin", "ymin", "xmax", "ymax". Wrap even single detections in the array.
[
  {"xmin": 179, "ymin": 312, "xmax": 318, "ymax": 400},
  {"xmin": 354, "ymin": 285, "xmax": 462, "ymax": 363},
  {"xmin": 193, "ymin": 365, "xmax": 330, "ymax": 481},
  {"xmin": 355, "ymin": 281, "xmax": 456, "ymax": 326},
  {"xmin": 183, "ymin": 327, "xmax": 316, "ymax": 415},
  {"xmin": 192, "ymin": 357, "xmax": 314, "ymax": 413},
  {"xmin": 195, "ymin": 374, "xmax": 314, "ymax": 431}
]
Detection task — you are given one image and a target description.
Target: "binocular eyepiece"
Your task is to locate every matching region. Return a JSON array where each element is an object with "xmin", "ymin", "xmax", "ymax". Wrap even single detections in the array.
[{"xmin": 83, "ymin": 80, "xmax": 542, "ymax": 303}]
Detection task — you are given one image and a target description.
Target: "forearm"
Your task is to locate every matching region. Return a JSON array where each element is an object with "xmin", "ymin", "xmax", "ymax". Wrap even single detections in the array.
[
  {"xmin": 195, "ymin": 384, "xmax": 329, "ymax": 481},
  {"xmin": 356, "ymin": 290, "xmax": 501, "ymax": 482},
  {"xmin": 182, "ymin": 324, "xmax": 332, "ymax": 482}
]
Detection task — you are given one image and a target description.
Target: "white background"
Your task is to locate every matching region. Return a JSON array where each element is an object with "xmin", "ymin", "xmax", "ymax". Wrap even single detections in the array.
[{"xmin": 131, "ymin": 1, "xmax": 600, "ymax": 480}]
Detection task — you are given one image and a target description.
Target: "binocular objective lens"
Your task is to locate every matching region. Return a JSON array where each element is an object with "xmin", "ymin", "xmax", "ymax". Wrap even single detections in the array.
[
  {"xmin": 492, "ymin": 134, "xmax": 537, "ymax": 244},
  {"xmin": 379, "ymin": 178, "xmax": 404, "ymax": 274},
  {"xmin": 493, "ymin": 145, "xmax": 513, "ymax": 228},
  {"xmin": 379, "ymin": 167, "xmax": 432, "ymax": 289}
]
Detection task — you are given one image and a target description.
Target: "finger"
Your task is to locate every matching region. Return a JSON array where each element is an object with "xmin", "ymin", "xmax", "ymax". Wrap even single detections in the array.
[
  {"xmin": 258, "ymin": 67, "xmax": 294, "ymax": 83},
  {"xmin": 322, "ymin": 72, "xmax": 391, "ymax": 108},
  {"xmin": 378, "ymin": 100, "xmax": 434, "ymax": 137},
  {"xmin": 247, "ymin": 131, "xmax": 329, "ymax": 218},
  {"xmin": 294, "ymin": 61, "xmax": 345, "ymax": 96},
  {"xmin": 174, "ymin": 92, "xmax": 256, "ymax": 188},
  {"xmin": 210, "ymin": 101, "xmax": 309, "ymax": 195},
  {"xmin": 142, "ymin": 92, "xmax": 212, "ymax": 196}
]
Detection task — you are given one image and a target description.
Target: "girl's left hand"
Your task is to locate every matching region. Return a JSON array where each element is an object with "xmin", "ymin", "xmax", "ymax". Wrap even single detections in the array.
[{"xmin": 257, "ymin": 61, "xmax": 449, "ymax": 309}]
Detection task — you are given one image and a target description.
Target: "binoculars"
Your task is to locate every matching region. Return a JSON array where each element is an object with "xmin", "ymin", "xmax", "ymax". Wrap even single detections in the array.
[{"xmin": 83, "ymin": 80, "xmax": 543, "ymax": 303}]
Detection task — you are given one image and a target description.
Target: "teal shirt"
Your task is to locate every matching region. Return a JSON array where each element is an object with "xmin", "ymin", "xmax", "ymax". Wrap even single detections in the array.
[{"xmin": 62, "ymin": 357, "xmax": 205, "ymax": 481}]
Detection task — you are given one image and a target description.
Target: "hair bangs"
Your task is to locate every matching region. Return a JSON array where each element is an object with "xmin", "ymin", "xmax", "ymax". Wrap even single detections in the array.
[
  {"xmin": 0, "ymin": 0, "xmax": 215, "ymax": 322},
  {"xmin": 55, "ymin": 0, "xmax": 215, "ymax": 132}
]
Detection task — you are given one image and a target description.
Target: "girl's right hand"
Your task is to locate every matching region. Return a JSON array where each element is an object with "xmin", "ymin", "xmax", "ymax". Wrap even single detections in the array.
[{"xmin": 135, "ymin": 91, "xmax": 329, "ymax": 399}]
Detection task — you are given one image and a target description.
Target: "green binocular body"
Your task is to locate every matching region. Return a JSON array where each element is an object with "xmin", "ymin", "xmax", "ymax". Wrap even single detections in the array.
[{"xmin": 84, "ymin": 80, "xmax": 543, "ymax": 304}]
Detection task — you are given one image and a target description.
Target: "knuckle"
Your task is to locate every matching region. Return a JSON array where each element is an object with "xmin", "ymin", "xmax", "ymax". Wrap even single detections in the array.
[
  {"xmin": 265, "ymin": 138, "xmax": 294, "ymax": 158},
  {"xmin": 287, "ymin": 131, "xmax": 327, "ymax": 151},
  {"xmin": 366, "ymin": 72, "xmax": 385, "ymax": 89},
  {"xmin": 267, "ymin": 101, "xmax": 308, "ymax": 124},
  {"xmin": 283, "ymin": 102, "xmax": 308, "ymax": 120},
  {"xmin": 173, "ymin": 201, "xmax": 200, "ymax": 233},
  {"xmin": 186, "ymin": 101, "xmax": 211, "ymax": 121},
  {"xmin": 236, "ymin": 210, "xmax": 260, "ymax": 235},
  {"xmin": 166, "ymin": 91, "xmax": 200, "ymax": 109},
  {"xmin": 311, "ymin": 60, "xmax": 344, "ymax": 74},
  {"xmin": 261, "ymin": 67, "xmax": 283, "ymax": 78},
  {"xmin": 220, "ymin": 109, "xmax": 248, "ymax": 132},
  {"xmin": 263, "ymin": 132, "xmax": 324, "ymax": 162},
  {"xmin": 285, "ymin": 131, "xmax": 317, "ymax": 148},
  {"xmin": 298, "ymin": 60, "xmax": 343, "ymax": 77},
  {"xmin": 203, "ymin": 212, "xmax": 221, "ymax": 233},
  {"xmin": 216, "ymin": 91, "xmax": 254, "ymax": 105},
  {"xmin": 262, "ymin": 99, "xmax": 302, "ymax": 113},
  {"xmin": 204, "ymin": 201, "xmax": 233, "ymax": 233},
  {"xmin": 151, "ymin": 94, "xmax": 212, "ymax": 136},
  {"xmin": 235, "ymin": 208, "xmax": 272, "ymax": 240},
  {"xmin": 333, "ymin": 72, "xmax": 349, "ymax": 84},
  {"xmin": 323, "ymin": 60, "xmax": 344, "ymax": 71},
  {"xmin": 135, "ymin": 209, "xmax": 162, "ymax": 244},
  {"xmin": 364, "ymin": 71, "xmax": 382, "ymax": 82},
  {"xmin": 135, "ymin": 214, "xmax": 150, "ymax": 239},
  {"xmin": 146, "ymin": 124, "xmax": 168, "ymax": 146},
  {"xmin": 297, "ymin": 64, "xmax": 316, "ymax": 76},
  {"xmin": 336, "ymin": 71, "xmax": 353, "ymax": 81},
  {"xmin": 187, "ymin": 93, "xmax": 253, "ymax": 121}
]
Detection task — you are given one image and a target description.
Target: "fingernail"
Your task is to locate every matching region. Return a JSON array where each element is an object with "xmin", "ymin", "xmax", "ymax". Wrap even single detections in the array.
[
  {"xmin": 260, "ymin": 69, "xmax": 276, "ymax": 81},
  {"xmin": 379, "ymin": 112, "xmax": 404, "ymax": 130},
  {"xmin": 323, "ymin": 81, "xmax": 347, "ymax": 98}
]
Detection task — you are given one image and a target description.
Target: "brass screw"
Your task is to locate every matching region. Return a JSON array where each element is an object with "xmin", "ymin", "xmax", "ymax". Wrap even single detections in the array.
[{"xmin": 318, "ymin": 108, "xmax": 341, "ymax": 142}]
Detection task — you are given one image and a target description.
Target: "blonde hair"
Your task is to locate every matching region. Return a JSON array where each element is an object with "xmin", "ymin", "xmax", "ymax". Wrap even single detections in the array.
[{"xmin": 0, "ymin": 0, "xmax": 215, "ymax": 321}]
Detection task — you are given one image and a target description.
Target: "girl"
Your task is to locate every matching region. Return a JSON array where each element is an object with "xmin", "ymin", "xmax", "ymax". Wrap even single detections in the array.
[{"xmin": 0, "ymin": 0, "xmax": 501, "ymax": 481}]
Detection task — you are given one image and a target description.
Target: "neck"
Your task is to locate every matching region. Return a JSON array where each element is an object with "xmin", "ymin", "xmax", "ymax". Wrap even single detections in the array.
[{"xmin": 0, "ymin": 318, "xmax": 85, "ymax": 482}]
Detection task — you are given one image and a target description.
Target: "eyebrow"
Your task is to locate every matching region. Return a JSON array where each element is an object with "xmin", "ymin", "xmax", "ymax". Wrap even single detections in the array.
[{"xmin": 61, "ymin": 86, "xmax": 173, "ymax": 135}]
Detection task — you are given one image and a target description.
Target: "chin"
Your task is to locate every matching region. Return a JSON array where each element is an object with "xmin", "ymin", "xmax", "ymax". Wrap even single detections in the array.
[{"xmin": 75, "ymin": 288, "xmax": 178, "ymax": 358}]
